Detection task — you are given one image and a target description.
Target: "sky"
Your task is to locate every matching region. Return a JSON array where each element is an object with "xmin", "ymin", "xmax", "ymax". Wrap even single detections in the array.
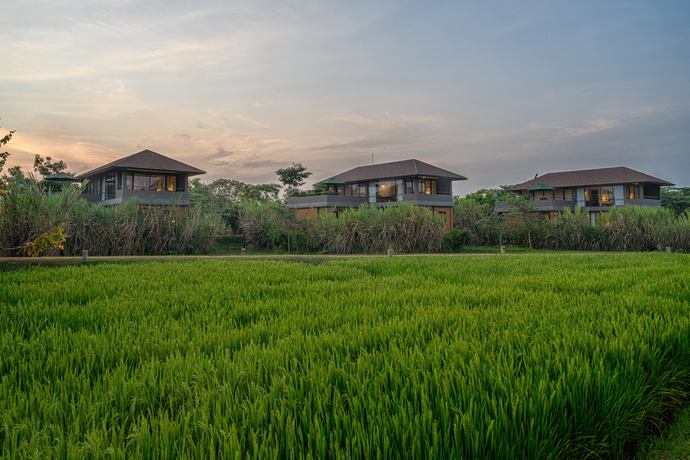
[{"xmin": 1, "ymin": 0, "xmax": 689, "ymax": 195}]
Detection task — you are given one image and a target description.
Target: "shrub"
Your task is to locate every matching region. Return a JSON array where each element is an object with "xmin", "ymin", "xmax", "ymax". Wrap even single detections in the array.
[{"xmin": 442, "ymin": 227, "xmax": 474, "ymax": 251}]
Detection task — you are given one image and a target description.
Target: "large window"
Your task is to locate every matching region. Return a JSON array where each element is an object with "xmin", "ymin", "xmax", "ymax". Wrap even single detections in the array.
[
  {"xmin": 377, "ymin": 180, "xmax": 396, "ymax": 202},
  {"xmin": 126, "ymin": 173, "xmax": 181, "ymax": 192},
  {"xmin": 343, "ymin": 183, "xmax": 367, "ymax": 197},
  {"xmin": 628, "ymin": 184, "xmax": 640, "ymax": 200},
  {"xmin": 584, "ymin": 186, "xmax": 614, "ymax": 207},
  {"xmin": 419, "ymin": 178, "xmax": 437, "ymax": 195},
  {"xmin": 643, "ymin": 184, "xmax": 660, "ymax": 199},
  {"xmin": 403, "ymin": 178, "xmax": 438, "ymax": 195}
]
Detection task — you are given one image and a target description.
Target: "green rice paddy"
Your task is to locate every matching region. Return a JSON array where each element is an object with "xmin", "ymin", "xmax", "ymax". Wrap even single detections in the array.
[{"xmin": 1, "ymin": 254, "xmax": 689, "ymax": 458}]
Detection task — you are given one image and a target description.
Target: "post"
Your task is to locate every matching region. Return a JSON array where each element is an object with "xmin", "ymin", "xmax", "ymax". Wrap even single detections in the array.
[
  {"xmin": 665, "ymin": 246, "xmax": 672, "ymax": 254},
  {"xmin": 500, "ymin": 245, "xmax": 506, "ymax": 255},
  {"xmin": 387, "ymin": 247, "xmax": 393, "ymax": 257},
  {"xmin": 240, "ymin": 247, "xmax": 246, "ymax": 256},
  {"xmin": 81, "ymin": 250, "xmax": 88, "ymax": 263}
]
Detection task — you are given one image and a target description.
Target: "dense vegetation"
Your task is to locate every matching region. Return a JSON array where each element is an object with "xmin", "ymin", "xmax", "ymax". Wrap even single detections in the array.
[
  {"xmin": 453, "ymin": 190, "xmax": 690, "ymax": 253},
  {"xmin": 0, "ymin": 180, "xmax": 223, "ymax": 256},
  {"xmin": 1, "ymin": 255, "xmax": 689, "ymax": 458}
]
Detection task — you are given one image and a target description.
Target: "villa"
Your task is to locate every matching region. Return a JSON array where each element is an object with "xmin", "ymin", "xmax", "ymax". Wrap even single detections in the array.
[
  {"xmin": 76, "ymin": 149, "xmax": 205, "ymax": 206},
  {"xmin": 286, "ymin": 159, "xmax": 467, "ymax": 230},
  {"xmin": 496, "ymin": 166, "xmax": 674, "ymax": 224}
]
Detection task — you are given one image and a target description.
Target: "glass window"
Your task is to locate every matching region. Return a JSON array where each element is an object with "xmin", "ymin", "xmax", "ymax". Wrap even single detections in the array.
[
  {"xmin": 405, "ymin": 180, "xmax": 414, "ymax": 194},
  {"xmin": 344, "ymin": 184, "xmax": 353, "ymax": 196},
  {"xmin": 105, "ymin": 172, "xmax": 116, "ymax": 199},
  {"xmin": 564, "ymin": 188, "xmax": 574, "ymax": 201},
  {"xmin": 359, "ymin": 183, "xmax": 367, "ymax": 197},
  {"xmin": 166, "ymin": 175, "xmax": 177, "ymax": 192},
  {"xmin": 628, "ymin": 184, "xmax": 640, "ymax": 200},
  {"xmin": 599, "ymin": 187, "xmax": 613, "ymax": 206},
  {"xmin": 419, "ymin": 178, "xmax": 437, "ymax": 195},
  {"xmin": 149, "ymin": 175, "xmax": 165, "ymax": 191},
  {"xmin": 133, "ymin": 174, "xmax": 147, "ymax": 190},
  {"xmin": 377, "ymin": 180, "xmax": 396, "ymax": 202}
]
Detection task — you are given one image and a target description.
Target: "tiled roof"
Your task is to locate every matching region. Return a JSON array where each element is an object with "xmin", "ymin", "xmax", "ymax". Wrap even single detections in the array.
[
  {"xmin": 316, "ymin": 159, "xmax": 466, "ymax": 184},
  {"xmin": 76, "ymin": 149, "xmax": 206, "ymax": 179},
  {"xmin": 511, "ymin": 166, "xmax": 673, "ymax": 190}
]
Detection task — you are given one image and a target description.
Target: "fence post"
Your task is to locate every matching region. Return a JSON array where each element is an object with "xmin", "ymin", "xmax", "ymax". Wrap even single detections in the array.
[
  {"xmin": 665, "ymin": 246, "xmax": 672, "ymax": 254},
  {"xmin": 387, "ymin": 247, "xmax": 393, "ymax": 257},
  {"xmin": 81, "ymin": 250, "xmax": 89, "ymax": 263},
  {"xmin": 240, "ymin": 247, "xmax": 246, "ymax": 256},
  {"xmin": 500, "ymin": 245, "xmax": 506, "ymax": 255}
]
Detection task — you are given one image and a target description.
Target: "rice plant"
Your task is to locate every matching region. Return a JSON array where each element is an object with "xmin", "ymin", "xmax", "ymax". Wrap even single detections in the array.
[{"xmin": 0, "ymin": 254, "xmax": 689, "ymax": 458}]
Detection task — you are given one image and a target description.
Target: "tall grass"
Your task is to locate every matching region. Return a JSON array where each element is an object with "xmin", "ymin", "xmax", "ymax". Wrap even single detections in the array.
[
  {"xmin": 310, "ymin": 203, "xmax": 444, "ymax": 253},
  {"xmin": 0, "ymin": 182, "xmax": 223, "ymax": 256},
  {"xmin": 454, "ymin": 200, "xmax": 690, "ymax": 252},
  {"xmin": 1, "ymin": 255, "xmax": 688, "ymax": 458},
  {"xmin": 65, "ymin": 199, "xmax": 223, "ymax": 256}
]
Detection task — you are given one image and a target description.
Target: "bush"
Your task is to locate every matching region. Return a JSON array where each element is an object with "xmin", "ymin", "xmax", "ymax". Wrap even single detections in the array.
[
  {"xmin": 442, "ymin": 228, "xmax": 474, "ymax": 251},
  {"xmin": 238, "ymin": 200, "xmax": 310, "ymax": 251}
]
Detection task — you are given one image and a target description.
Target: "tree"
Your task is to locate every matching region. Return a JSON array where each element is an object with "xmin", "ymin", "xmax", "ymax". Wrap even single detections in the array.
[
  {"xmin": 189, "ymin": 178, "xmax": 281, "ymax": 234},
  {"xmin": 275, "ymin": 163, "xmax": 312, "ymax": 190},
  {"xmin": 661, "ymin": 186, "xmax": 690, "ymax": 216},
  {"xmin": 0, "ymin": 130, "xmax": 15, "ymax": 176},
  {"xmin": 33, "ymin": 154, "xmax": 69, "ymax": 177}
]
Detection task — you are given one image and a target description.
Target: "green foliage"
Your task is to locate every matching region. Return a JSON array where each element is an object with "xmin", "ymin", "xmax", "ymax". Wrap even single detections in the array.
[
  {"xmin": 0, "ymin": 129, "xmax": 15, "ymax": 179},
  {"xmin": 453, "ymin": 198, "xmax": 690, "ymax": 253},
  {"xmin": 21, "ymin": 226, "xmax": 66, "ymax": 256},
  {"xmin": 0, "ymin": 179, "xmax": 82, "ymax": 256},
  {"xmin": 65, "ymin": 199, "xmax": 224, "ymax": 256},
  {"xmin": 662, "ymin": 186, "xmax": 690, "ymax": 216},
  {"xmin": 33, "ymin": 154, "xmax": 69, "ymax": 177},
  {"xmin": 238, "ymin": 200, "xmax": 308, "ymax": 250},
  {"xmin": 453, "ymin": 194, "xmax": 503, "ymax": 245},
  {"xmin": 189, "ymin": 178, "xmax": 280, "ymax": 234},
  {"xmin": 0, "ymin": 181, "xmax": 223, "ymax": 256},
  {"xmin": 442, "ymin": 227, "xmax": 474, "ymax": 251},
  {"xmin": 0, "ymin": 255, "xmax": 689, "ymax": 458},
  {"xmin": 310, "ymin": 203, "xmax": 445, "ymax": 253},
  {"xmin": 275, "ymin": 162, "xmax": 312, "ymax": 189}
]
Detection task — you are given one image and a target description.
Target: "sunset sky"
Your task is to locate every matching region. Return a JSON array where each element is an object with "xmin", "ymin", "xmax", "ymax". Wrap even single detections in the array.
[{"xmin": 2, "ymin": 0, "xmax": 689, "ymax": 194}]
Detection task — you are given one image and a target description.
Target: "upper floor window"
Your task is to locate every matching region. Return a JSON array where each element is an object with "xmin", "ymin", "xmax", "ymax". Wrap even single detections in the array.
[
  {"xmin": 419, "ymin": 178, "xmax": 437, "ymax": 195},
  {"xmin": 404, "ymin": 178, "xmax": 438, "ymax": 195},
  {"xmin": 126, "ymin": 173, "xmax": 182, "ymax": 192},
  {"xmin": 628, "ymin": 184, "xmax": 640, "ymax": 200},
  {"xmin": 377, "ymin": 180, "xmax": 397, "ymax": 202},
  {"xmin": 343, "ymin": 183, "xmax": 367, "ymax": 197}
]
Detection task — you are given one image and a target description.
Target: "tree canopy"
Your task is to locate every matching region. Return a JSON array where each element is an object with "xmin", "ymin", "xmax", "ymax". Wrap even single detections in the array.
[{"xmin": 275, "ymin": 163, "xmax": 312, "ymax": 189}]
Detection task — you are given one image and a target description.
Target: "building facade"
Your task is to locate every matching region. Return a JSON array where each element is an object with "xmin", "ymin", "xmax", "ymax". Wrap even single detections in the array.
[
  {"xmin": 496, "ymin": 166, "xmax": 674, "ymax": 224},
  {"xmin": 76, "ymin": 149, "xmax": 205, "ymax": 206},
  {"xmin": 287, "ymin": 159, "xmax": 466, "ymax": 230}
]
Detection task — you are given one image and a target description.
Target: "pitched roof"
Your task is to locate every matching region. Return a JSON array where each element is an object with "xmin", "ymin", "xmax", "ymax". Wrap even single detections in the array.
[
  {"xmin": 44, "ymin": 172, "xmax": 78, "ymax": 181},
  {"xmin": 511, "ymin": 166, "xmax": 674, "ymax": 191},
  {"xmin": 76, "ymin": 149, "xmax": 206, "ymax": 179},
  {"xmin": 316, "ymin": 159, "xmax": 467, "ymax": 184}
]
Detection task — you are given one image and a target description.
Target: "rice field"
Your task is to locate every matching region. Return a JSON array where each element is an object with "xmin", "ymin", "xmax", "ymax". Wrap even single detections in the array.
[{"xmin": 1, "ymin": 254, "xmax": 689, "ymax": 459}]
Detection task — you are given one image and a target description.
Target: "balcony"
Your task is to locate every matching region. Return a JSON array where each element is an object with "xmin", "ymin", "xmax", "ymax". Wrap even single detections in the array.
[
  {"xmin": 401, "ymin": 193, "xmax": 453, "ymax": 207},
  {"xmin": 495, "ymin": 199, "xmax": 576, "ymax": 213},
  {"xmin": 287, "ymin": 194, "xmax": 368, "ymax": 209}
]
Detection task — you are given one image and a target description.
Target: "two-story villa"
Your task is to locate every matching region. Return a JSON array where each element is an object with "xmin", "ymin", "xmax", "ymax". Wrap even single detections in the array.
[
  {"xmin": 496, "ymin": 166, "xmax": 674, "ymax": 224},
  {"xmin": 76, "ymin": 149, "xmax": 205, "ymax": 206},
  {"xmin": 286, "ymin": 159, "xmax": 467, "ymax": 230}
]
